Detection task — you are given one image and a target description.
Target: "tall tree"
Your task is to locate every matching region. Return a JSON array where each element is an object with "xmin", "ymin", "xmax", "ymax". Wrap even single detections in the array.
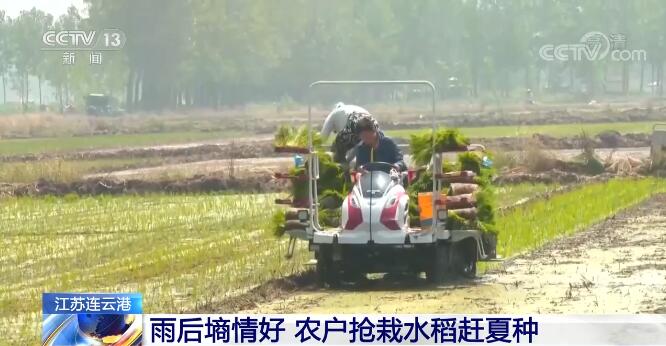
[
  {"xmin": 0, "ymin": 11, "xmax": 11, "ymax": 104},
  {"xmin": 10, "ymin": 8, "xmax": 52, "ymax": 110}
]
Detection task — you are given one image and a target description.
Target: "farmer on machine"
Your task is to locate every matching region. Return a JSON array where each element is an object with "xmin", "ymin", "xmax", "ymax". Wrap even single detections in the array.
[
  {"xmin": 321, "ymin": 102, "xmax": 371, "ymax": 164},
  {"xmin": 354, "ymin": 115, "xmax": 407, "ymax": 172}
]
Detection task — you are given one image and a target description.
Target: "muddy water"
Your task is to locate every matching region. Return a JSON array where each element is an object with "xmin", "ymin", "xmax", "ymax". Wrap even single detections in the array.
[{"xmin": 248, "ymin": 195, "xmax": 666, "ymax": 314}]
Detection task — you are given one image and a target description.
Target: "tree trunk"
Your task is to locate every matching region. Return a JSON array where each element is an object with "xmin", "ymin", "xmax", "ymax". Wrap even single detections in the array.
[
  {"xmin": 196, "ymin": 86, "xmax": 201, "ymax": 107},
  {"xmin": 622, "ymin": 61, "xmax": 629, "ymax": 95},
  {"xmin": 657, "ymin": 61, "xmax": 664, "ymax": 97},
  {"xmin": 569, "ymin": 63, "xmax": 574, "ymax": 93},
  {"xmin": 24, "ymin": 73, "xmax": 29, "ymax": 112},
  {"xmin": 38, "ymin": 75, "xmax": 43, "ymax": 108},
  {"xmin": 639, "ymin": 61, "xmax": 645, "ymax": 94},
  {"xmin": 1, "ymin": 74, "xmax": 5, "ymax": 104},
  {"xmin": 133, "ymin": 70, "xmax": 142, "ymax": 107},
  {"xmin": 471, "ymin": 65, "xmax": 479, "ymax": 98},
  {"xmin": 650, "ymin": 62, "xmax": 657, "ymax": 96},
  {"xmin": 58, "ymin": 84, "xmax": 63, "ymax": 113},
  {"xmin": 546, "ymin": 64, "xmax": 553, "ymax": 93},
  {"xmin": 126, "ymin": 68, "xmax": 135, "ymax": 111},
  {"xmin": 171, "ymin": 87, "xmax": 178, "ymax": 108}
]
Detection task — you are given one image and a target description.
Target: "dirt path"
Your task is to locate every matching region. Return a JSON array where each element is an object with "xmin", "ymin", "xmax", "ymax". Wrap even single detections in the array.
[
  {"xmin": 0, "ymin": 135, "xmax": 275, "ymax": 162},
  {"xmin": 551, "ymin": 147, "xmax": 650, "ymax": 161},
  {"xmin": 87, "ymin": 147, "xmax": 650, "ymax": 181},
  {"xmin": 77, "ymin": 135, "xmax": 273, "ymax": 155},
  {"xmin": 85, "ymin": 157, "xmax": 292, "ymax": 180},
  {"xmin": 246, "ymin": 195, "xmax": 666, "ymax": 314}
]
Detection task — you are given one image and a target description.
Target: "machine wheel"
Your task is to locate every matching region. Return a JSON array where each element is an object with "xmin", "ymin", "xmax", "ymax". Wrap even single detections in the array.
[
  {"xmin": 315, "ymin": 246, "xmax": 340, "ymax": 288},
  {"xmin": 426, "ymin": 242, "xmax": 450, "ymax": 284},
  {"xmin": 451, "ymin": 239, "xmax": 477, "ymax": 278}
]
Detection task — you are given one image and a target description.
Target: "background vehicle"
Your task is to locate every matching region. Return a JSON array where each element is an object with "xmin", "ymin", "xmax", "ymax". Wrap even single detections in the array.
[{"xmin": 85, "ymin": 94, "xmax": 124, "ymax": 116}]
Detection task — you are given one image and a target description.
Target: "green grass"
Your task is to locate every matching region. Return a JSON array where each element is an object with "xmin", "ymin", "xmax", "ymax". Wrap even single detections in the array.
[
  {"xmin": 386, "ymin": 121, "xmax": 658, "ymax": 139},
  {"xmin": 0, "ymin": 158, "xmax": 162, "ymax": 183},
  {"xmin": 0, "ymin": 193, "xmax": 307, "ymax": 342},
  {"xmin": 0, "ymin": 130, "xmax": 247, "ymax": 157},
  {"xmin": 496, "ymin": 177, "xmax": 666, "ymax": 257},
  {"xmin": 495, "ymin": 183, "xmax": 561, "ymax": 208}
]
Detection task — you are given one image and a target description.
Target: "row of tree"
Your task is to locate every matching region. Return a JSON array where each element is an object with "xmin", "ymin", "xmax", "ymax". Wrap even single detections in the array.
[{"xmin": 1, "ymin": 0, "xmax": 665, "ymax": 111}]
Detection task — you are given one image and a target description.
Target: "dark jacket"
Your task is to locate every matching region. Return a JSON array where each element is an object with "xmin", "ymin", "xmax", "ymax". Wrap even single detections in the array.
[{"xmin": 355, "ymin": 132, "xmax": 407, "ymax": 171}]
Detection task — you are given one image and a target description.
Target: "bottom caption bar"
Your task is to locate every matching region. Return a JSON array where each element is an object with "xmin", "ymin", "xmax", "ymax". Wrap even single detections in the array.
[{"xmin": 144, "ymin": 314, "xmax": 666, "ymax": 345}]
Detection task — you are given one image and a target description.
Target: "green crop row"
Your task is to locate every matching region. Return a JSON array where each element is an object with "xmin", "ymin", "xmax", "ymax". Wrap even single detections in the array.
[
  {"xmin": 0, "ymin": 193, "xmax": 308, "ymax": 342},
  {"xmin": 497, "ymin": 177, "xmax": 666, "ymax": 257}
]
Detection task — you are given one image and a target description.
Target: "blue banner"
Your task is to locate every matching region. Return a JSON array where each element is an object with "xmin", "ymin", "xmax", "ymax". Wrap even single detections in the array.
[{"xmin": 42, "ymin": 292, "xmax": 143, "ymax": 314}]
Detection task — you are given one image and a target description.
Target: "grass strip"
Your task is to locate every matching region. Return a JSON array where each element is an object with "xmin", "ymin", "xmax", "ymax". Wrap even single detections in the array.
[
  {"xmin": 496, "ymin": 177, "xmax": 666, "ymax": 257},
  {"xmin": 0, "ymin": 130, "xmax": 246, "ymax": 157},
  {"xmin": 0, "ymin": 158, "xmax": 164, "ymax": 183}
]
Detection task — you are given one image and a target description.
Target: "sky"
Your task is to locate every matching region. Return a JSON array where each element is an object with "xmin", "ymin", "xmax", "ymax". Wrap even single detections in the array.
[{"xmin": 0, "ymin": 0, "xmax": 85, "ymax": 18}]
